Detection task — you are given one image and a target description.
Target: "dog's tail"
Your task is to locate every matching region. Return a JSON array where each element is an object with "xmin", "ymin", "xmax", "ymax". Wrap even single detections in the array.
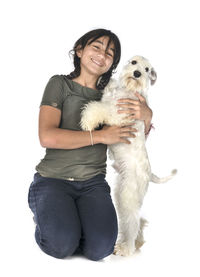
[{"xmin": 150, "ymin": 169, "xmax": 177, "ymax": 183}]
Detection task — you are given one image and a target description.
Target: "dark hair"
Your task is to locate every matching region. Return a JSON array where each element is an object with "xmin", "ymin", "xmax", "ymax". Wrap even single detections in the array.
[{"xmin": 66, "ymin": 28, "xmax": 121, "ymax": 90}]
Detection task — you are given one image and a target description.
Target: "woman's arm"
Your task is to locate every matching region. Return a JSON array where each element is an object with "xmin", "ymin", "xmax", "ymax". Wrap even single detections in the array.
[
  {"xmin": 39, "ymin": 105, "xmax": 103, "ymax": 149},
  {"xmin": 39, "ymin": 105, "xmax": 138, "ymax": 150}
]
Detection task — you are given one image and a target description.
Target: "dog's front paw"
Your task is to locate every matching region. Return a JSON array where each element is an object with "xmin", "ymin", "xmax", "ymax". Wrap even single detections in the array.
[
  {"xmin": 80, "ymin": 105, "xmax": 100, "ymax": 131},
  {"xmin": 80, "ymin": 117, "xmax": 95, "ymax": 131},
  {"xmin": 80, "ymin": 113, "xmax": 99, "ymax": 131},
  {"xmin": 113, "ymin": 242, "xmax": 135, "ymax": 257}
]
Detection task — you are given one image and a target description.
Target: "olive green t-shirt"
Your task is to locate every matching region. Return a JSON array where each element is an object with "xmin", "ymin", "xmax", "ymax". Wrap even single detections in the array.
[{"xmin": 35, "ymin": 74, "xmax": 107, "ymax": 181}]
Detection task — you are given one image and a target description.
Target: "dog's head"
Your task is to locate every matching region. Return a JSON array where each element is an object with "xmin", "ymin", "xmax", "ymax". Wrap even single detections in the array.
[{"xmin": 119, "ymin": 55, "xmax": 157, "ymax": 92}]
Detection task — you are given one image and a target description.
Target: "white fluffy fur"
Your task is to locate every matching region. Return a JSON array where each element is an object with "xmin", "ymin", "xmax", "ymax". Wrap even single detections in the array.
[{"xmin": 80, "ymin": 55, "xmax": 177, "ymax": 256}]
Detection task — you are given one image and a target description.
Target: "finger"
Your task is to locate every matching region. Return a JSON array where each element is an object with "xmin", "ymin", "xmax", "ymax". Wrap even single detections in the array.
[
  {"xmin": 122, "ymin": 114, "xmax": 135, "ymax": 120},
  {"xmin": 120, "ymin": 138, "xmax": 131, "ymax": 144},
  {"xmin": 127, "ymin": 115, "xmax": 137, "ymax": 120},
  {"xmin": 135, "ymin": 92, "xmax": 146, "ymax": 102},
  {"xmin": 120, "ymin": 132, "xmax": 136, "ymax": 138},
  {"xmin": 118, "ymin": 105, "xmax": 139, "ymax": 113},
  {"xmin": 118, "ymin": 109, "xmax": 135, "ymax": 114},
  {"xmin": 117, "ymin": 103, "xmax": 137, "ymax": 109},
  {"xmin": 121, "ymin": 126, "xmax": 137, "ymax": 132},
  {"xmin": 125, "ymin": 122, "xmax": 136, "ymax": 125},
  {"xmin": 120, "ymin": 123, "xmax": 135, "ymax": 129},
  {"xmin": 131, "ymin": 128, "xmax": 138, "ymax": 132},
  {"xmin": 117, "ymin": 103, "xmax": 141, "ymax": 111},
  {"xmin": 127, "ymin": 111, "xmax": 141, "ymax": 119},
  {"xmin": 117, "ymin": 98, "xmax": 140, "ymax": 105}
]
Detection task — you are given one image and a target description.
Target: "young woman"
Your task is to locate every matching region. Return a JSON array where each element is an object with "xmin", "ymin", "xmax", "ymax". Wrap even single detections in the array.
[{"xmin": 28, "ymin": 28, "xmax": 153, "ymax": 261}]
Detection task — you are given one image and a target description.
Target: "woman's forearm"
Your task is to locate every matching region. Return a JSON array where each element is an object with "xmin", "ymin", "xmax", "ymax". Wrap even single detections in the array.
[{"xmin": 40, "ymin": 128, "xmax": 103, "ymax": 149}]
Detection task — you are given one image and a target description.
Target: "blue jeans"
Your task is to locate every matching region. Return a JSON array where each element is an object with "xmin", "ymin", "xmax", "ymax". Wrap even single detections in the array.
[{"xmin": 28, "ymin": 172, "xmax": 118, "ymax": 261}]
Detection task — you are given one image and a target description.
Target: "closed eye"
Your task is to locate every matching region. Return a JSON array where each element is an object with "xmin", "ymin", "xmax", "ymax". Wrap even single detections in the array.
[
  {"xmin": 92, "ymin": 45, "xmax": 113, "ymax": 57},
  {"xmin": 106, "ymin": 52, "xmax": 113, "ymax": 57}
]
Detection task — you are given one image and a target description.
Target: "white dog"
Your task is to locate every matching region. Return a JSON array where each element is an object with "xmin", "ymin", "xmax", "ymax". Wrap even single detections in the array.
[{"xmin": 80, "ymin": 55, "xmax": 177, "ymax": 256}]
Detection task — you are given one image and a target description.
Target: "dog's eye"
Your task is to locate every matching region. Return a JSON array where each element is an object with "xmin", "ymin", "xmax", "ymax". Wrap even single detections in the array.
[
  {"xmin": 145, "ymin": 67, "xmax": 149, "ymax": 72},
  {"xmin": 131, "ymin": 60, "xmax": 137, "ymax": 65}
]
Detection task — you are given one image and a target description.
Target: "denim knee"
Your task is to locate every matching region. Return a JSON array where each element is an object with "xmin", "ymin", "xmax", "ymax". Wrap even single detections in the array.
[
  {"xmin": 35, "ymin": 226, "xmax": 80, "ymax": 259},
  {"xmin": 83, "ymin": 238, "xmax": 116, "ymax": 261}
]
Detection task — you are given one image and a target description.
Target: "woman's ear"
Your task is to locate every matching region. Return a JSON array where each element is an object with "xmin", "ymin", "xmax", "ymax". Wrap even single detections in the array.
[{"xmin": 75, "ymin": 45, "xmax": 83, "ymax": 58}]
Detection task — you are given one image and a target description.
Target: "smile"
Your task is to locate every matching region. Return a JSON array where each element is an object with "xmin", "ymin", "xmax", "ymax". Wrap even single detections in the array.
[{"xmin": 91, "ymin": 58, "xmax": 103, "ymax": 67}]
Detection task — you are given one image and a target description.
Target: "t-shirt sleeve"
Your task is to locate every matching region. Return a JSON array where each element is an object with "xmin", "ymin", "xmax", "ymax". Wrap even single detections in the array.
[{"xmin": 39, "ymin": 75, "xmax": 64, "ymax": 110}]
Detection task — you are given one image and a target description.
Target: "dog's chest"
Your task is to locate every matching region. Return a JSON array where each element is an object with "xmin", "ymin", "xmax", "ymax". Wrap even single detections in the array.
[
  {"xmin": 102, "ymin": 87, "xmax": 139, "ymax": 102},
  {"xmin": 101, "ymin": 88, "xmax": 145, "ymax": 129}
]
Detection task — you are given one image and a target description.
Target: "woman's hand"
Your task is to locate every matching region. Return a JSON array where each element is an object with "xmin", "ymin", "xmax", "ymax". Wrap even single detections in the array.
[
  {"xmin": 99, "ymin": 124, "xmax": 138, "ymax": 145},
  {"xmin": 116, "ymin": 92, "xmax": 153, "ymax": 134}
]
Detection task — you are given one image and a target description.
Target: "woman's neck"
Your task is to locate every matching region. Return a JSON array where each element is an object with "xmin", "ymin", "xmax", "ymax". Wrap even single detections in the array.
[{"xmin": 72, "ymin": 74, "xmax": 99, "ymax": 90}]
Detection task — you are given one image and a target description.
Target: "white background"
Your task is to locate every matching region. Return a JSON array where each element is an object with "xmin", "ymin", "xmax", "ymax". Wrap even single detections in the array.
[{"xmin": 1, "ymin": 0, "xmax": 199, "ymax": 276}]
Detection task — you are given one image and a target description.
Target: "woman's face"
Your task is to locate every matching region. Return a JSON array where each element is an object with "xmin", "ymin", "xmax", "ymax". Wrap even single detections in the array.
[{"xmin": 76, "ymin": 36, "xmax": 115, "ymax": 78}]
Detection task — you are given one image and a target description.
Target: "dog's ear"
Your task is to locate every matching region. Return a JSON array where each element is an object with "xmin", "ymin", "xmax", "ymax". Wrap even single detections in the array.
[{"xmin": 149, "ymin": 68, "xmax": 157, "ymax": 85}]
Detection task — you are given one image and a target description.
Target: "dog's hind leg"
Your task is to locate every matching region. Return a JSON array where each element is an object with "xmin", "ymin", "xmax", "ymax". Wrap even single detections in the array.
[
  {"xmin": 135, "ymin": 217, "xmax": 148, "ymax": 250},
  {"xmin": 114, "ymin": 208, "xmax": 140, "ymax": 256},
  {"xmin": 113, "ymin": 175, "xmax": 141, "ymax": 256}
]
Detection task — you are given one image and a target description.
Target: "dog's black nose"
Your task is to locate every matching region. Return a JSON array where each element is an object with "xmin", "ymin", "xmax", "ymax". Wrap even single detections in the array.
[{"xmin": 133, "ymin": 70, "xmax": 141, "ymax": 78}]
